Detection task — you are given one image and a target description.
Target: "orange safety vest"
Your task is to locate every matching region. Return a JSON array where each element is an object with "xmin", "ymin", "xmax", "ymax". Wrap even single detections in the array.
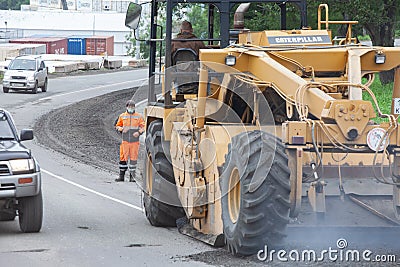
[
  {"xmin": 116, "ymin": 111, "xmax": 145, "ymax": 162},
  {"xmin": 115, "ymin": 112, "xmax": 145, "ymax": 143}
]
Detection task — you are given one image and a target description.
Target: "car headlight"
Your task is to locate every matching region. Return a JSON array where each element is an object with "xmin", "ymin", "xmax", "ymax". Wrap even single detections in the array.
[
  {"xmin": 9, "ymin": 159, "xmax": 35, "ymax": 174},
  {"xmin": 27, "ymin": 75, "xmax": 35, "ymax": 82},
  {"xmin": 3, "ymin": 74, "xmax": 10, "ymax": 80}
]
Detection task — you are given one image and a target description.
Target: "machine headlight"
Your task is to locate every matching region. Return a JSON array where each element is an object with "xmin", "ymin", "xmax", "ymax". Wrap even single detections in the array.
[
  {"xmin": 9, "ymin": 159, "xmax": 35, "ymax": 174},
  {"xmin": 225, "ymin": 54, "xmax": 236, "ymax": 66},
  {"xmin": 3, "ymin": 73, "xmax": 11, "ymax": 80},
  {"xmin": 375, "ymin": 52, "xmax": 386, "ymax": 64}
]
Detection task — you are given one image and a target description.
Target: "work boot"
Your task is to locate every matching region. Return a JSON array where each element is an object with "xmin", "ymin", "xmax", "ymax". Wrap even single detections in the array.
[
  {"xmin": 115, "ymin": 171, "xmax": 125, "ymax": 182},
  {"xmin": 129, "ymin": 172, "xmax": 136, "ymax": 183}
]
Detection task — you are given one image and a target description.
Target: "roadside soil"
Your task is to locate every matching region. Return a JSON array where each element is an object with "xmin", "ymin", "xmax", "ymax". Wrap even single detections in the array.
[
  {"xmin": 34, "ymin": 88, "xmax": 141, "ymax": 175},
  {"xmin": 48, "ymin": 66, "xmax": 139, "ymax": 78}
]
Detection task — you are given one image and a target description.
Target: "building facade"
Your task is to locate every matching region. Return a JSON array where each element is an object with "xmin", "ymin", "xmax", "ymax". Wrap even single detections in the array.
[
  {"xmin": 29, "ymin": 0, "xmax": 132, "ymax": 13},
  {"xmin": 0, "ymin": 8, "xmax": 132, "ymax": 55}
]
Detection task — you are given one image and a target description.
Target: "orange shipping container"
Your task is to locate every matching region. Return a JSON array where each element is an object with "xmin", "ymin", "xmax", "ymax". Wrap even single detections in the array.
[{"xmin": 86, "ymin": 36, "xmax": 114, "ymax": 56}]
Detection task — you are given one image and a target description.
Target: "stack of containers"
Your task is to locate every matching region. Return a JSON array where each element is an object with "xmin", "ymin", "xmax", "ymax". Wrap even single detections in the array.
[
  {"xmin": 9, "ymin": 37, "xmax": 68, "ymax": 54},
  {"xmin": 9, "ymin": 35, "xmax": 115, "ymax": 56}
]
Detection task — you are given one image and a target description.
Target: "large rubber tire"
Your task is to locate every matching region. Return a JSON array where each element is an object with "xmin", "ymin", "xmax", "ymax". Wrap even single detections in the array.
[
  {"xmin": 3, "ymin": 87, "xmax": 9, "ymax": 93},
  {"xmin": 143, "ymin": 120, "xmax": 185, "ymax": 227},
  {"xmin": 18, "ymin": 191, "xmax": 43, "ymax": 233},
  {"xmin": 41, "ymin": 78, "xmax": 48, "ymax": 92},
  {"xmin": 220, "ymin": 131, "xmax": 291, "ymax": 256},
  {"xmin": 31, "ymin": 81, "xmax": 38, "ymax": 94},
  {"xmin": 0, "ymin": 210, "xmax": 16, "ymax": 221}
]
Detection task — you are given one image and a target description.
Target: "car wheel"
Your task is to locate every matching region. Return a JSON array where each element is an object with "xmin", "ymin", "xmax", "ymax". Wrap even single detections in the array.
[
  {"xmin": 3, "ymin": 87, "xmax": 9, "ymax": 93},
  {"xmin": 41, "ymin": 78, "xmax": 48, "ymax": 92},
  {"xmin": 31, "ymin": 81, "xmax": 38, "ymax": 94},
  {"xmin": 18, "ymin": 191, "xmax": 43, "ymax": 233}
]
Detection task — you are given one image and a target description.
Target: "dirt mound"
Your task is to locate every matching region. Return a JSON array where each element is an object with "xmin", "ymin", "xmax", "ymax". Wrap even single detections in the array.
[{"xmin": 34, "ymin": 88, "xmax": 138, "ymax": 174}]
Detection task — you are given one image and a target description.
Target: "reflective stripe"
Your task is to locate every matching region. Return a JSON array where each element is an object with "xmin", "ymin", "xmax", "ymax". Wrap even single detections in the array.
[
  {"xmin": 128, "ymin": 161, "xmax": 137, "ymax": 168},
  {"xmin": 121, "ymin": 115, "xmax": 142, "ymax": 119}
]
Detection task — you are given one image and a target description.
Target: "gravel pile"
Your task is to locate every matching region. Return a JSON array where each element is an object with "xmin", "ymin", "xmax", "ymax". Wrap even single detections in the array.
[{"xmin": 34, "ymin": 88, "xmax": 139, "ymax": 174}]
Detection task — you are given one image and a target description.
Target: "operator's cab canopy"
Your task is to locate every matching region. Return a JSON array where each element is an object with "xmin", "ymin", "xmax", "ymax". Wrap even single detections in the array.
[
  {"xmin": 124, "ymin": 0, "xmax": 309, "ymax": 105},
  {"xmin": 125, "ymin": 0, "xmax": 309, "ymax": 51}
]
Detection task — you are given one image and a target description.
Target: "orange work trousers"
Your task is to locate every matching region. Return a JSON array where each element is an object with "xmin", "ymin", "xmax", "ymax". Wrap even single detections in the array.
[{"xmin": 120, "ymin": 141, "xmax": 139, "ymax": 162}]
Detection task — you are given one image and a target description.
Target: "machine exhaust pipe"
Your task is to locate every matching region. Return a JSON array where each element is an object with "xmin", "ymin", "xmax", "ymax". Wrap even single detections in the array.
[{"xmin": 233, "ymin": 3, "xmax": 251, "ymax": 29}]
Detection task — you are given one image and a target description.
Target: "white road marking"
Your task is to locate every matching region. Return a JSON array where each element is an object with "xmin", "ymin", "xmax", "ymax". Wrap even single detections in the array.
[
  {"xmin": 38, "ymin": 77, "xmax": 148, "ymax": 102},
  {"xmin": 136, "ymin": 98, "xmax": 148, "ymax": 106},
  {"xmin": 135, "ymin": 93, "xmax": 163, "ymax": 107},
  {"xmin": 39, "ymin": 75, "xmax": 153, "ymax": 213},
  {"xmin": 42, "ymin": 169, "xmax": 144, "ymax": 212}
]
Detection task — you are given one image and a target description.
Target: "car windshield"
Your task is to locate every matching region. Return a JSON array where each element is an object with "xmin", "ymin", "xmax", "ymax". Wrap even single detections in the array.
[
  {"xmin": 0, "ymin": 113, "xmax": 15, "ymax": 140},
  {"xmin": 8, "ymin": 59, "xmax": 36, "ymax": 71}
]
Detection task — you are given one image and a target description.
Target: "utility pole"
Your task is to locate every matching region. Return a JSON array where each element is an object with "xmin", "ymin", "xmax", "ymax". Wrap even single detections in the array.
[
  {"xmin": 135, "ymin": 0, "xmax": 140, "ymax": 60},
  {"xmin": 61, "ymin": 0, "xmax": 68, "ymax": 10}
]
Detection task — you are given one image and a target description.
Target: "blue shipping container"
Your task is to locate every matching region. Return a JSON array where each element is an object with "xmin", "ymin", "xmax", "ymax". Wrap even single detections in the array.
[{"xmin": 68, "ymin": 37, "xmax": 86, "ymax": 55}]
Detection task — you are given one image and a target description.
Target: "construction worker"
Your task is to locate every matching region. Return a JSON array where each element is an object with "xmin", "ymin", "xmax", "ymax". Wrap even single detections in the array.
[
  {"xmin": 171, "ymin": 20, "xmax": 206, "ymax": 57},
  {"xmin": 115, "ymin": 100, "xmax": 145, "ymax": 182}
]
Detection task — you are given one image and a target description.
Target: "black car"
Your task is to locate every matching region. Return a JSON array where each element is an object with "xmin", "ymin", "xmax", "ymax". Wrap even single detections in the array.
[{"xmin": 0, "ymin": 109, "xmax": 43, "ymax": 232}]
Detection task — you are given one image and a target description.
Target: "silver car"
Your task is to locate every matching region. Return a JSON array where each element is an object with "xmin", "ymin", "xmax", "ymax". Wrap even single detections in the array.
[{"xmin": 2, "ymin": 55, "xmax": 48, "ymax": 94}]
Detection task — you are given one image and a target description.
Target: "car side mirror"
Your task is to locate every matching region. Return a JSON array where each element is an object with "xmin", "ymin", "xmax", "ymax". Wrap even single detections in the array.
[
  {"xmin": 20, "ymin": 129, "xmax": 34, "ymax": 141},
  {"xmin": 38, "ymin": 67, "xmax": 43, "ymax": 71}
]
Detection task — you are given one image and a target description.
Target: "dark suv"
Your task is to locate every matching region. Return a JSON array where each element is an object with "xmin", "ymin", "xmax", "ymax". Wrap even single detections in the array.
[{"xmin": 0, "ymin": 109, "xmax": 43, "ymax": 232}]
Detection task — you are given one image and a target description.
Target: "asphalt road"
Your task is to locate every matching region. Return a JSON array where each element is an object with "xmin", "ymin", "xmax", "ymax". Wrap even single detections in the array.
[
  {"xmin": 1, "ymin": 69, "xmax": 400, "ymax": 266},
  {"xmin": 0, "ymin": 69, "xmax": 212, "ymax": 267}
]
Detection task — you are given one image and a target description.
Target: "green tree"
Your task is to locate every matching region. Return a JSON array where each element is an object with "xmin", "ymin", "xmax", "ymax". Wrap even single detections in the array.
[
  {"xmin": 244, "ymin": 3, "xmax": 281, "ymax": 31},
  {"xmin": 309, "ymin": 0, "xmax": 400, "ymax": 84},
  {"xmin": 125, "ymin": 18, "xmax": 151, "ymax": 59},
  {"xmin": 178, "ymin": 3, "xmax": 220, "ymax": 40},
  {"xmin": 244, "ymin": 3, "xmax": 301, "ymax": 31},
  {"xmin": 0, "ymin": 0, "xmax": 29, "ymax": 10},
  {"xmin": 326, "ymin": 0, "xmax": 398, "ymax": 46},
  {"xmin": 186, "ymin": 4, "xmax": 209, "ymax": 38},
  {"xmin": 172, "ymin": 3, "xmax": 220, "ymax": 46}
]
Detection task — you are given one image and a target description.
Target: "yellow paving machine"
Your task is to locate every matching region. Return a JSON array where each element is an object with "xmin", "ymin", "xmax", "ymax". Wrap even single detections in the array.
[{"xmin": 125, "ymin": 1, "xmax": 400, "ymax": 255}]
